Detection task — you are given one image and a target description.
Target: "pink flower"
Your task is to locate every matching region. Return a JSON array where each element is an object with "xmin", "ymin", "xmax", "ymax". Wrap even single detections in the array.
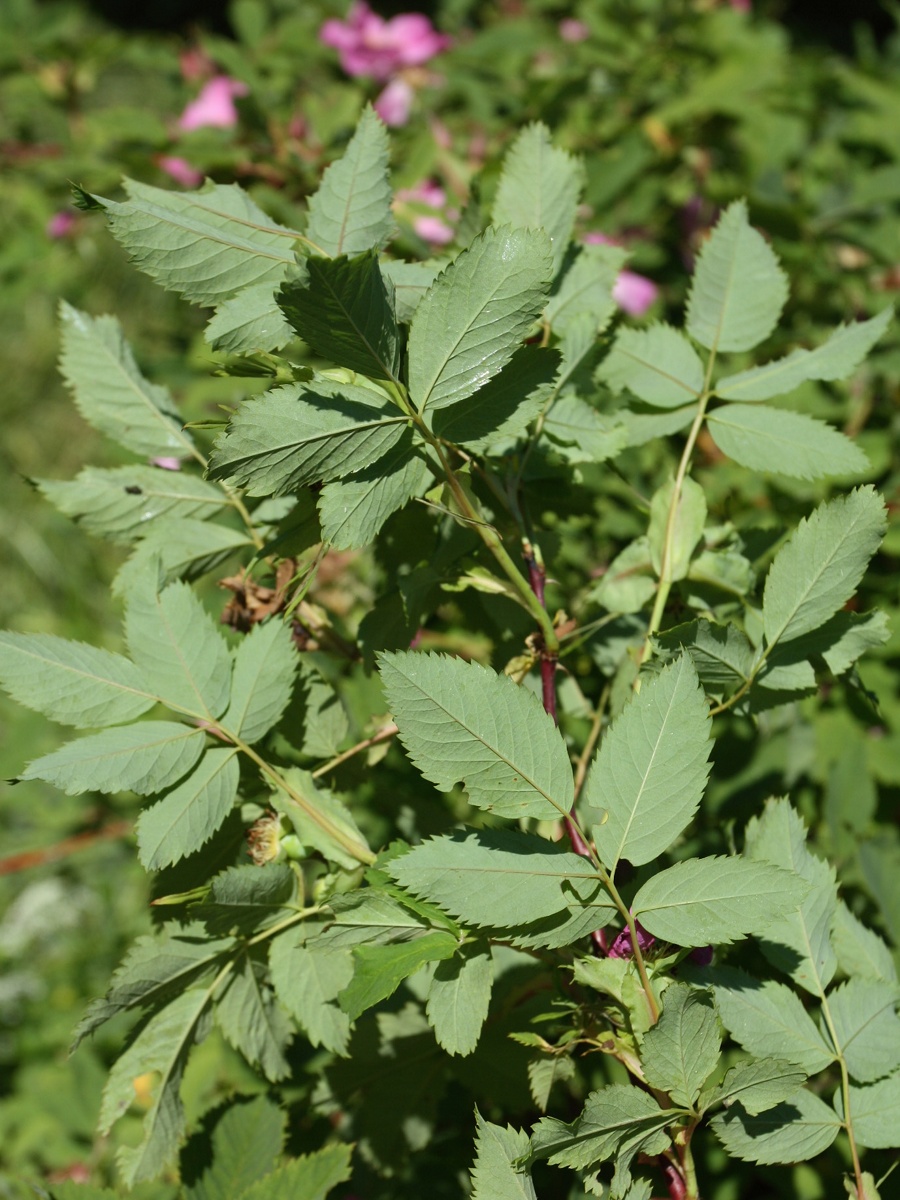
[
  {"xmin": 583, "ymin": 233, "xmax": 658, "ymax": 317},
  {"xmin": 320, "ymin": 2, "xmax": 450, "ymax": 81},
  {"xmin": 374, "ymin": 78, "xmax": 414, "ymax": 126},
  {"xmin": 608, "ymin": 920, "xmax": 656, "ymax": 959},
  {"xmin": 730, "ymin": 0, "xmax": 751, "ymax": 9},
  {"xmin": 179, "ymin": 75, "xmax": 249, "ymax": 131},
  {"xmin": 413, "ymin": 215, "xmax": 455, "ymax": 246},
  {"xmin": 151, "ymin": 456, "xmax": 182, "ymax": 471},
  {"xmin": 396, "ymin": 180, "xmax": 446, "ymax": 208},
  {"xmin": 559, "ymin": 18, "xmax": 590, "ymax": 42},
  {"xmin": 46, "ymin": 211, "xmax": 76, "ymax": 239},
  {"xmin": 158, "ymin": 156, "xmax": 203, "ymax": 188},
  {"xmin": 613, "ymin": 270, "xmax": 659, "ymax": 317}
]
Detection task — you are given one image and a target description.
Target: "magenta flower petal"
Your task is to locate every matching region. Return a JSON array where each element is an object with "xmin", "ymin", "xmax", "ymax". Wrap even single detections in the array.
[
  {"xmin": 320, "ymin": 1, "xmax": 449, "ymax": 80},
  {"xmin": 179, "ymin": 75, "xmax": 248, "ymax": 131},
  {"xmin": 374, "ymin": 78, "xmax": 414, "ymax": 126},
  {"xmin": 396, "ymin": 180, "xmax": 447, "ymax": 207},
  {"xmin": 608, "ymin": 920, "xmax": 656, "ymax": 959},
  {"xmin": 46, "ymin": 211, "xmax": 77, "ymax": 239},
  {"xmin": 559, "ymin": 18, "xmax": 590, "ymax": 42},
  {"xmin": 158, "ymin": 156, "xmax": 203, "ymax": 188},
  {"xmin": 413, "ymin": 214, "xmax": 455, "ymax": 245},
  {"xmin": 613, "ymin": 270, "xmax": 659, "ymax": 316}
]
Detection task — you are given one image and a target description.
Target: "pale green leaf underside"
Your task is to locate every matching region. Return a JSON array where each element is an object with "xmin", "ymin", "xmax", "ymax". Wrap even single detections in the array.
[
  {"xmin": 317, "ymin": 434, "xmax": 428, "ymax": 550},
  {"xmin": 407, "ymin": 225, "xmax": 553, "ymax": 413},
  {"xmin": 493, "ymin": 121, "xmax": 585, "ymax": 273},
  {"xmin": 470, "ymin": 1109, "xmax": 537, "ymax": 1200},
  {"xmin": 21, "ymin": 721, "xmax": 205, "ymax": 796},
  {"xmin": 379, "ymin": 651, "xmax": 574, "ymax": 821},
  {"xmin": 715, "ymin": 307, "xmax": 893, "ymax": 400},
  {"xmin": 209, "ymin": 382, "xmax": 407, "ymax": 497},
  {"xmin": 205, "ymin": 283, "xmax": 295, "ymax": 354},
  {"xmin": 762, "ymin": 487, "xmax": 886, "ymax": 648},
  {"xmin": 707, "ymin": 404, "xmax": 868, "ymax": 480},
  {"xmin": 634, "ymin": 857, "xmax": 807, "ymax": 946},
  {"xmin": 125, "ymin": 581, "xmax": 232, "ymax": 719},
  {"xmin": 837, "ymin": 1074, "xmax": 900, "ymax": 1149},
  {"xmin": 685, "ymin": 199, "xmax": 788, "ymax": 353},
  {"xmin": 222, "ymin": 618, "xmax": 296, "ymax": 744},
  {"xmin": 269, "ymin": 932, "xmax": 353, "ymax": 1055},
  {"xmin": 640, "ymin": 983, "xmax": 720, "ymax": 1107},
  {"xmin": 59, "ymin": 303, "xmax": 195, "ymax": 460},
  {"xmin": 542, "ymin": 395, "xmax": 628, "ymax": 465},
  {"xmin": 709, "ymin": 969, "xmax": 835, "ymax": 1075},
  {"xmin": 544, "ymin": 242, "xmax": 624, "ymax": 335},
  {"xmin": 711, "ymin": 1089, "xmax": 840, "ymax": 1164},
  {"xmin": 599, "ymin": 324, "xmax": 705, "ymax": 408},
  {"xmin": 831, "ymin": 902, "xmax": 897, "ymax": 985},
  {"xmin": 136, "ymin": 747, "xmax": 240, "ymax": 869},
  {"xmin": 388, "ymin": 829, "xmax": 613, "ymax": 929},
  {"xmin": 706, "ymin": 1058, "xmax": 807, "ymax": 1116},
  {"xmin": 585, "ymin": 655, "xmax": 712, "ymax": 871},
  {"xmin": 826, "ymin": 979, "xmax": 900, "ymax": 1082},
  {"xmin": 112, "ymin": 519, "xmax": 253, "ymax": 598},
  {"xmin": 426, "ymin": 940, "xmax": 493, "ymax": 1057},
  {"xmin": 0, "ymin": 631, "xmax": 156, "ymax": 729},
  {"xmin": 305, "ymin": 105, "xmax": 394, "ymax": 258},
  {"xmin": 98, "ymin": 178, "xmax": 299, "ymax": 306},
  {"xmin": 37, "ymin": 465, "xmax": 229, "ymax": 545},
  {"xmin": 271, "ymin": 768, "xmax": 371, "ymax": 872}
]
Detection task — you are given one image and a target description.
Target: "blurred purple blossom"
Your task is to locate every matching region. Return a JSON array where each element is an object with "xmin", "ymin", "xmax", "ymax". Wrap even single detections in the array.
[
  {"xmin": 730, "ymin": 0, "xmax": 751, "ymax": 10},
  {"xmin": 46, "ymin": 211, "xmax": 77, "ymax": 239},
  {"xmin": 374, "ymin": 77, "xmax": 415, "ymax": 126},
  {"xmin": 151, "ymin": 457, "xmax": 182, "ymax": 471},
  {"xmin": 179, "ymin": 76, "xmax": 248, "ymax": 131},
  {"xmin": 158, "ymin": 156, "xmax": 203, "ymax": 188},
  {"xmin": 689, "ymin": 944, "xmax": 715, "ymax": 967},
  {"xmin": 559, "ymin": 18, "xmax": 590, "ymax": 42},
  {"xmin": 320, "ymin": 2, "xmax": 450, "ymax": 81},
  {"xmin": 396, "ymin": 180, "xmax": 446, "ymax": 207},
  {"xmin": 413, "ymin": 214, "xmax": 454, "ymax": 245},
  {"xmin": 608, "ymin": 920, "xmax": 656, "ymax": 959},
  {"xmin": 583, "ymin": 232, "xmax": 659, "ymax": 317}
]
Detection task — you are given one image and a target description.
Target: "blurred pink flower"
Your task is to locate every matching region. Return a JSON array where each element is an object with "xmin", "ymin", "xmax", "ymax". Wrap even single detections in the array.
[
  {"xmin": 158, "ymin": 156, "xmax": 203, "ymax": 188},
  {"xmin": 396, "ymin": 180, "xmax": 446, "ymax": 207},
  {"xmin": 179, "ymin": 46, "xmax": 214, "ymax": 81},
  {"xmin": 320, "ymin": 2, "xmax": 450, "ymax": 81},
  {"xmin": 46, "ymin": 210, "xmax": 76, "ymax": 239},
  {"xmin": 413, "ymin": 214, "xmax": 454, "ymax": 245},
  {"xmin": 730, "ymin": 0, "xmax": 751, "ymax": 9},
  {"xmin": 559, "ymin": 18, "xmax": 590, "ymax": 42},
  {"xmin": 179, "ymin": 75, "xmax": 249, "ymax": 131},
  {"xmin": 583, "ymin": 232, "xmax": 658, "ymax": 317},
  {"xmin": 374, "ymin": 78, "xmax": 414, "ymax": 126},
  {"xmin": 613, "ymin": 271, "xmax": 659, "ymax": 317},
  {"xmin": 151, "ymin": 456, "xmax": 183, "ymax": 471}
]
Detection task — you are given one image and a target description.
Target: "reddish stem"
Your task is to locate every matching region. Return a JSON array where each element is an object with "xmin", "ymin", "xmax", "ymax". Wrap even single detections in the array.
[{"xmin": 0, "ymin": 820, "xmax": 131, "ymax": 875}]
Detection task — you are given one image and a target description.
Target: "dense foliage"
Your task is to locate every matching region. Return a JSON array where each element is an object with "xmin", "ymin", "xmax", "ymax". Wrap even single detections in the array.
[{"xmin": 2, "ymin": 3, "xmax": 900, "ymax": 1200}]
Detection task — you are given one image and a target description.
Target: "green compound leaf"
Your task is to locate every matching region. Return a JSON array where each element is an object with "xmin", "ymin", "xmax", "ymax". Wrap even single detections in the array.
[
  {"xmin": 426, "ymin": 939, "xmax": 493, "ymax": 1057},
  {"xmin": 835, "ymin": 1073, "xmax": 900, "ymax": 1149},
  {"xmin": 407, "ymin": 225, "xmax": 554, "ymax": 413},
  {"xmin": 685, "ymin": 199, "xmax": 788, "ymax": 353},
  {"xmin": 270, "ymin": 768, "xmax": 372, "ymax": 872},
  {"xmin": 387, "ymin": 828, "xmax": 613, "ymax": 930},
  {"xmin": 654, "ymin": 619, "xmax": 755, "ymax": 695},
  {"xmin": 125, "ymin": 581, "xmax": 233, "ymax": 719},
  {"xmin": 544, "ymin": 242, "xmax": 624, "ymax": 336},
  {"xmin": 542, "ymin": 395, "xmax": 628, "ymax": 465},
  {"xmin": 706, "ymin": 404, "xmax": 868, "ymax": 480},
  {"xmin": 73, "ymin": 924, "xmax": 235, "ymax": 1049},
  {"xmin": 379, "ymin": 650, "xmax": 574, "ymax": 821},
  {"xmin": 470, "ymin": 1109, "xmax": 536, "ymax": 1200},
  {"xmin": 221, "ymin": 618, "xmax": 297, "ymax": 744},
  {"xmin": 431, "ymin": 345, "xmax": 560, "ymax": 453},
  {"xmin": 59, "ymin": 303, "xmax": 195, "ymax": 460},
  {"xmin": 640, "ymin": 983, "xmax": 721, "ymax": 1108},
  {"xmin": 20, "ymin": 721, "xmax": 205, "ymax": 796},
  {"xmin": 598, "ymin": 324, "xmax": 705, "ymax": 409},
  {"xmin": 278, "ymin": 250, "xmax": 401, "ymax": 381},
  {"xmin": 317, "ymin": 435, "xmax": 428, "ymax": 550},
  {"xmin": 530, "ymin": 1084, "xmax": 673, "ymax": 1172},
  {"xmin": 831, "ymin": 902, "xmax": 898, "ymax": 985},
  {"xmin": 205, "ymin": 283, "xmax": 295, "ymax": 355},
  {"xmin": 826, "ymin": 979, "xmax": 900, "ymax": 1083},
  {"xmin": 91, "ymin": 179, "xmax": 299, "ymax": 306},
  {"xmin": 183, "ymin": 1095, "xmax": 286, "ymax": 1200},
  {"xmin": 208, "ymin": 382, "xmax": 408, "ymax": 497},
  {"xmin": 715, "ymin": 307, "xmax": 894, "ymax": 400},
  {"xmin": 381, "ymin": 259, "xmax": 442, "ymax": 322},
  {"xmin": 100, "ymin": 988, "xmax": 211, "ymax": 1186},
  {"xmin": 316, "ymin": 889, "xmax": 436, "ymax": 947},
  {"xmin": 707, "ymin": 967, "xmax": 835, "ymax": 1074},
  {"xmin": 0, "ymin": 631, "xmax": 156, "ymax": 729},
  {"xmin": 703, "ymin": 1058, "xmax": 807, "ymax": 1117},
  {"xmin": 113, "ymin": 519, "xmax": 253, "ymax": 598},
  {"xmin": 269, "ymin": 931, "xmax": 353, "ymax": 1055},
  {"xmin": 647, "ymin": 475, "xmax": 707, "ymax": 582},
  {"xmin": 633, "ymin": 857, "xmax": 808, "ymax": 947},
  {"xmin": 583, "ymin": 655, "xmax": 712, "ymax": 872},
  {"xmin": 305, "ymin": 105, "xmax": 393, "ymax": 257},
  {"xmin": 528, "ymin": 1053, "xmax": 576, "ymax": 1112},
  {"xmin": 743, "ymin": 798, "xmax": 838, "ymax": 995},
  {"xmin": 711, "ymin": 1089, "xmax": 840, "ymax": 1164},
  {"xmin": 136, "ymin": 747, "xmax": 240, "ymax": 870},
  {"xmin": 763, "ymin": 487, "xmax": 886, "ymax": 648},
  {"xmin": 239, "ymin": 1145, "xmax": 353, "ymax": 1200},
  {"xmin": 338, "ymin": 930, "xmax": 458, "ymax": 1020},
  {"xmin": 492, "ymin": 121, "xmax": 585, "ymax": 274},
  {"xmin": 214, "ymin": 953, "xmax": 293, "ymax": 1081},
  {"xmin": 37, "ymin": 465, "xmax": 230, "ymax": 544}
]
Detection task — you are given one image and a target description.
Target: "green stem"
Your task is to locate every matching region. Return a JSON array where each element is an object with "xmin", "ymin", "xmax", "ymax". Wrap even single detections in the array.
[
  {"xmin": 819, "ymin": 992, "xmax": 866, "ymax": 1198},
  {"xmin": 597, "ymin": 865, "xmax": 660, "ymax": 1024}
]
